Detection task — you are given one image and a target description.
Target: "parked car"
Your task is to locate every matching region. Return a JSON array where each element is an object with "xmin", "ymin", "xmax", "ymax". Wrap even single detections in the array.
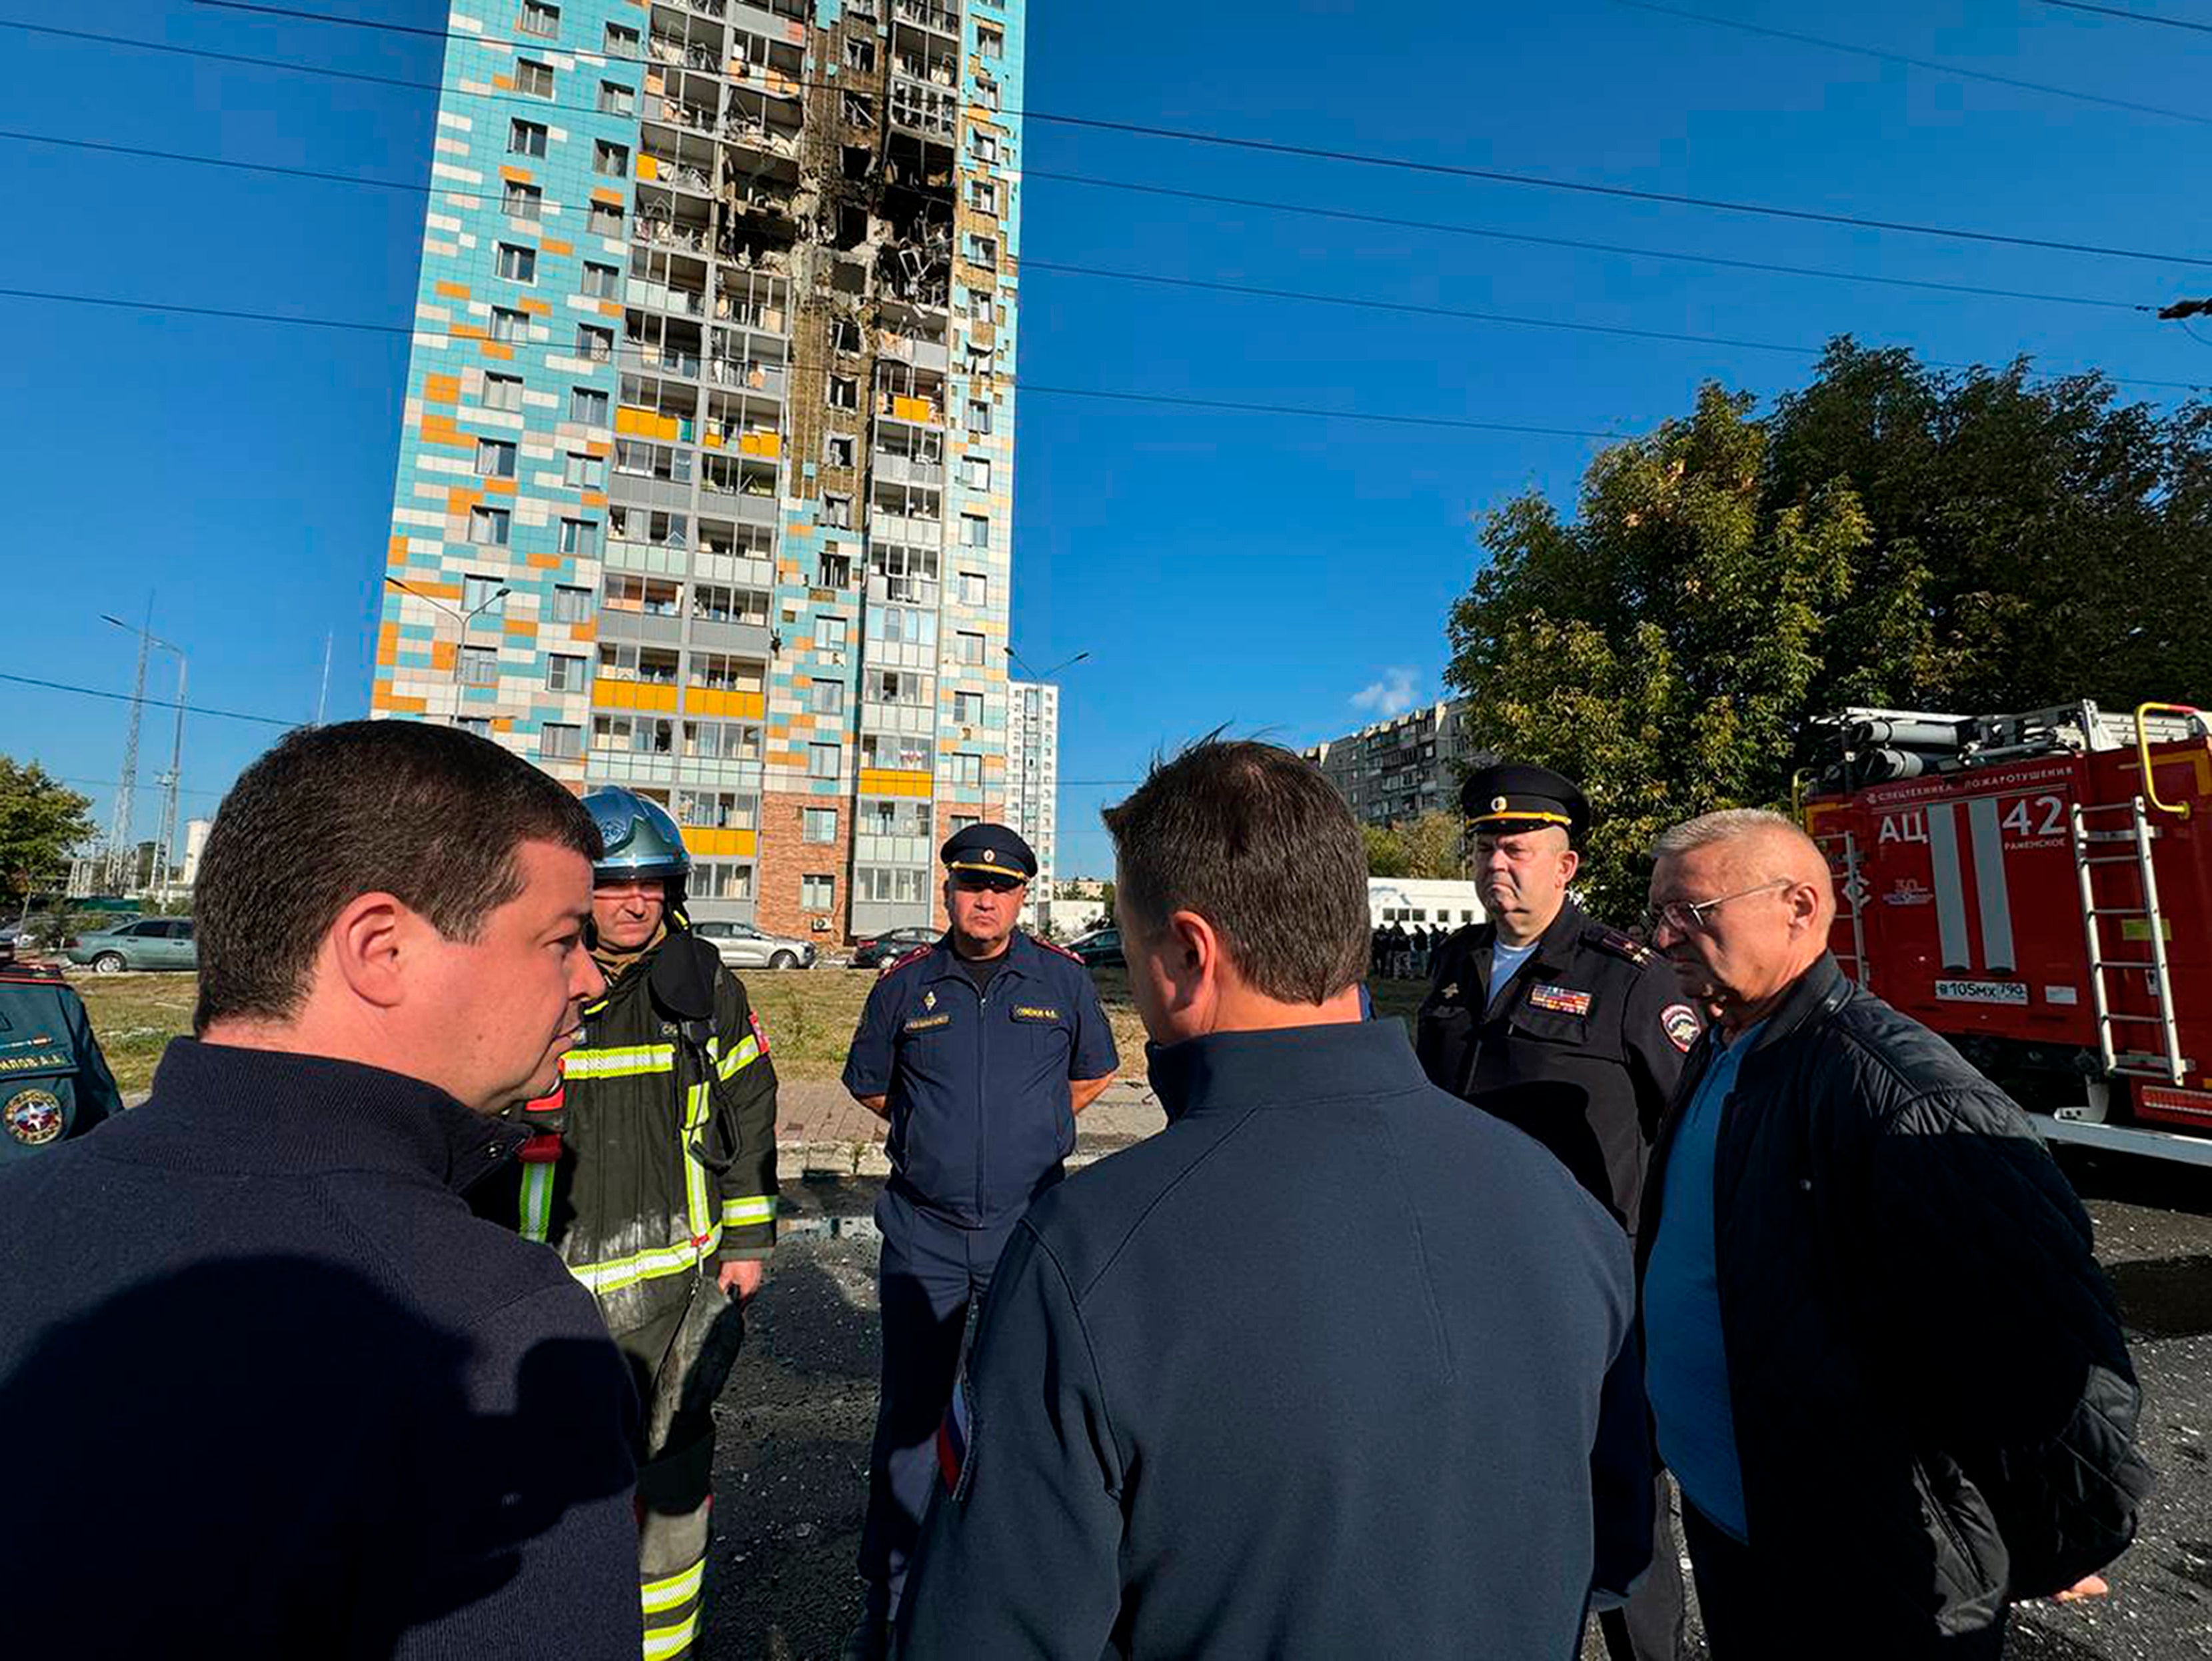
[
  {"xmin": 689, "ymin": 920, "xmax": 816, "ymax": 971},
  {"xmin": 65, "ymin": 917, "xmax": 199, "ymax": 974},
  {"xmin": 851, "ymin": 926, "xmax": 940, "ymax": 970},
  {"xmin": 1067, "ymin": 926, "xmax": 1125, "ymax": 969}
]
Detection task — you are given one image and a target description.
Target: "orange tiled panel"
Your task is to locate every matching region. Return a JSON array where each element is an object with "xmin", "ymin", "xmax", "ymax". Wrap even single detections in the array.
[
  {"xmin": 860, "ymin": 769, "xmax": 932, "ymax": 799},
  {"xmin": 376, "ymin": 624, "xmax": 399, "ymax": 667},
  {"xmin": 481, "ymin": 343, "xmax": 515, "ymax": 361},
  {"xmin": 636, "ymin": 155, "xmax": 659, "ymax": 180},
  {"xmin": 586, "ymin": 441, "xmax": 612, "ymax": 457},
  {"xmin": 435, "ymin": 280, "xmax": 471, "ymax": 299},
  {"xmin": 483, "ymin": 477, "xmax": 518, "ymax": 496},
  {"xmin": 503, "ymin": 617, "xmax": 537, "ymax": 638},
  {"xmin": 591, "ymin": 187, "xmax": 625, "ymax": 205},
  {"xmin": 702, "ymin": 431, "xmax": 724, "ymax": 449},
  {"xmin": 893, "ymin": 396, "xmax": 932, "ymax": 424},
  {"xmin": 431, "ymin": 641, "xmax": 458, "ymax": 671},
  {"xmin": 521, "ymin": 299, "xmax": 553, "ymax": 317},
  {"xmin": 738, "ymin": 433, "xmax": 781, "ymax": 457},
  {"xmin": 451, "ymin": 323, "xmax": 487, "ymax": 340},
  {"xmin": 492, "ymin": 73, "xmax": 513, "ymax": 89},
  {"xmin": 684, "ymin": 828, "xmax": 758, "ymax": 857},
  {"xmin": 570, "ymin": 621, "xmax": 598, "ymax": 642},
  {"xmin": 423, "ymin": 374, "xmax": 462, "ymax": 405},
  {"xmin": 446, "ymin": 487, "xmax": 482, "ymax": 515},
  {"xmin": 371, "ymin": 686, "xmax": 428, "ymax": 713},
  {"xmin": 498, "ymin": 165, "xmax": 535, "ymax": 184},
  {"xmin": 387, "ymin": 535, "xmax": 409, "ymax": 563},
  {"xmin": 593, "ymin": 681, "xmax": 678, "ymax": 713},
  {"xmin": 543, "ymin": 239, "xmax": 573, "ymax": 256},
  {"xmin": 528, "ymin": 552, "xmax": 563, "ymax": 569},
  {"xmin": 599, "ymin": 299, "xmax": 623, "ymax": 318},
  {"xmin": 494, "ymin": 718, "xmax": 515, "ymax": 733},
  {"xmin": 686, "ymin": 688, "xmax": 766, "ymax": 719},
  {"xmin": 581, "ymin": 491, "xmax": 608, "ymax": 508}
]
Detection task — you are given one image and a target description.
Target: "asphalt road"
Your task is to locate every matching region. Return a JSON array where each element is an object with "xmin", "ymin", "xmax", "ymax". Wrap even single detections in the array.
[{"xmin": 700, "ymin": 1153, "xmax": 2212, "ymax": 1660}]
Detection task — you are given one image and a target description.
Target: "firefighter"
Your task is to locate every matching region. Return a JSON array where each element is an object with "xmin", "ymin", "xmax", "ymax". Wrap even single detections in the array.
[
  {"xmin": 0, "ymin": 966, "xmax": 123, "ymax": 1160},
  {"xmin": 1414, "ymin": 762, "xmax": 1702, "ymax": 1661},
  {"xmin": 481, "ymin": 786, "xmax": 779, "ymax": 1661}
]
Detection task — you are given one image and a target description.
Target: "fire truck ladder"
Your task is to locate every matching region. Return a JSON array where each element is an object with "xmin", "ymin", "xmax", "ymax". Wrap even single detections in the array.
[
  {"xmin": 2069, "ymin": 795, "xmax": 2187, "ymax": 1083},
  {"xmin": 1812, "ymin": 827, "xmax": 1869, "ymax": 990}
]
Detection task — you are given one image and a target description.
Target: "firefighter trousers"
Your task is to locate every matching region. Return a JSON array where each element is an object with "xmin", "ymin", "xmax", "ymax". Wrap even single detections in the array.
[{"xmin": 613, "ymin": 1270, "xmax": 748, "ymax": 1661}]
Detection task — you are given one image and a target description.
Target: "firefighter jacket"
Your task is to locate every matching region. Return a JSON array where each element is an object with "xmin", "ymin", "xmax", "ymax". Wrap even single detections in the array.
[{"xmin": 489, "ymin": 927, "xmax": 779, "ymax": 1337}]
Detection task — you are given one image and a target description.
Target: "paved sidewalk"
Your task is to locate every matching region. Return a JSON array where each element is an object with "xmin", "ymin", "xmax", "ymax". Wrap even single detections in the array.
[{"xmin": 776, "ymin": 1076, "xmax": 1166, "ymax": 1177}]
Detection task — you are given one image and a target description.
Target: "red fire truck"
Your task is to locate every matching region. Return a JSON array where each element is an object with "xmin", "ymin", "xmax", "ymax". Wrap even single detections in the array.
[{"xmin": 1800, "ymin": 699, "xmax": 2212, "ymax": 1168}]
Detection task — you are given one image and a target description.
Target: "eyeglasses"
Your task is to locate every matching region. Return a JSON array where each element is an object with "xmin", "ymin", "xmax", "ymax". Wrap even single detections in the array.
[{"xmin": 1641, "ymin": 879, "xmax": 1791, "ymax": 939}]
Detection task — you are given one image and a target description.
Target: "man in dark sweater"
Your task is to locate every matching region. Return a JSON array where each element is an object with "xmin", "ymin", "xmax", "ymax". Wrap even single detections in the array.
[
  {"xmin": 0, "ymin": 722, "xmax": 642, "ymax": 1658},
  {"xmin": 898, "ymin": 739, "xmax": 1651, "ymax": 1659}
]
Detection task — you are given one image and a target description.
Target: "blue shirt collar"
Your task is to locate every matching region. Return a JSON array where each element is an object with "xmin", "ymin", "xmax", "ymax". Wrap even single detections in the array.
[{"xmin": 1145, "ymin": 1017, "xmax": 1427, "ymax": 1123}]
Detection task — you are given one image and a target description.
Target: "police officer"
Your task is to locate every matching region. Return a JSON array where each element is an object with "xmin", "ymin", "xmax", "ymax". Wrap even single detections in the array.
[
  {"xmin": 1415, "ymin": 762, "xmax": 1702, "ymax": 1661},
  {"xmin": 479, "ymin": 787, "xmax": 778, "ymax": 1661},
  {"xmin": 839, "ymin": 823, "xmax": 1119, "ymax": 1660},
  {"xmin": 0, "ymin": 965, "xmax": 123, "ymax": 1160}
]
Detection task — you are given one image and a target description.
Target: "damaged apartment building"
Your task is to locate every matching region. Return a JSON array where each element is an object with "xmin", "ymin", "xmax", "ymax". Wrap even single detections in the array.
[{"xmin": 373, "ymin": 0, "xmax": 1025, "ymax": 942}]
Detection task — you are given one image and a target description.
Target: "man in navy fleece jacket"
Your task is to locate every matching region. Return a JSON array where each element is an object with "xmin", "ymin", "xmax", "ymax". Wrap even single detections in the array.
[
  {"xmin": 898, "ymin": 739, "xmax": 1651, "ymax": 1660},
  {"xmin": 0, "ymin": 722, "xmax": 642, "ymax": 1658}
]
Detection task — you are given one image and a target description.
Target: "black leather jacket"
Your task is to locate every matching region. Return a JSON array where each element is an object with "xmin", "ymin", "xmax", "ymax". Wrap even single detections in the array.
[{"xmin": 1638, "ymin": 955, "xmax": 2149, "ymax": 1654}]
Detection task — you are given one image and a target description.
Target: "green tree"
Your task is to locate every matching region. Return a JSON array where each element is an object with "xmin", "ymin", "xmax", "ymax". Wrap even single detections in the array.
[
  {"xmin": 1362, "ymin": 823, "xmax": 1409, "ymax": 878},
  {"xmin": 1394, "ymin": 811, "xmax": 1466, "ymax": 880},
  {"xmin": 1446, "ymin": 384, "xmax": 1866, "ymax": 916},
  {"xmin": 0, "ymin": 759, "xmax": 94, "ymax": 906}
]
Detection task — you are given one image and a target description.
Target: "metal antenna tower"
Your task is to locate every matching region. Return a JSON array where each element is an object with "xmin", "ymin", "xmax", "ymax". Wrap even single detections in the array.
[{"xmin": 105, "ymin": 597, "xmax": 153, "ymax": 893}]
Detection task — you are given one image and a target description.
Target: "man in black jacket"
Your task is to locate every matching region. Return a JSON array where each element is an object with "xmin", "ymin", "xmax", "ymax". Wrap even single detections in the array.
[
  {"xmin": 0, "ymin": 722, "xmax": 640, "ymax": 1658},
  {"xmin": 897, "ymin": 740, "xmax": 1652, "ymax": 1659},
  {"xmin": 1639, "ymin": 809, "xmax": 2149, "ymax": 1660}
]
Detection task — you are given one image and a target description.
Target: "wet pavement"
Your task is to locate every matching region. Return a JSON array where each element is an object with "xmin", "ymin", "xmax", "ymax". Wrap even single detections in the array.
[{"xmin": 698, "ymin": 1152, "xmax": 2212, "ymax": 1660}]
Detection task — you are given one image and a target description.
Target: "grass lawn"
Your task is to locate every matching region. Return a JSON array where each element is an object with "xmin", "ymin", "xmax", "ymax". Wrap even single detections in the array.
[{"xmin": 71, "ymin": 962, "xmax": 1430, "ymax": 1097}]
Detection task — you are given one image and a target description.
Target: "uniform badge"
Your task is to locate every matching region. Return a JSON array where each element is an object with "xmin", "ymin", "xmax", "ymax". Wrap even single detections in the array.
[
  {"xmin": 3, "ymin": 1087, "xmax": 64, "ymax": 1146},
  {"xmin": 1661, "ymin": 1003, "xmax": 1701, "ymax": 1053},
  {"xmin": 1528, "ymin": 984, "xmax": 1593, "ymax": 1017},
  {"xmin": 981, "ymin": 848, "xmax": 997, "ymax": 865},
  {"xmin": 924, "ymin": 990, "xmax": 937, "ymax": 1012},
  {"xmin": 1491, "ymin": 796, "xmax": 1509, "ymax": 813},
  {"xmin": 936, "ymin": 1366, "xmax": 975, "ymax": 1500},
  {"xmin": 1439, "ymin": 983, "xmax": 1458, "ymax": 1002},
  {"xmin": 748, "ymin": 1010, "xmax": 771, "ymax": 1055}
]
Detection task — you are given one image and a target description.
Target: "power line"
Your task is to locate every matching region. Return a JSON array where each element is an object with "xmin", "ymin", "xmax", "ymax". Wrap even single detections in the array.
[
  {"xmin": 2031, "ymin": 0, "xmax": 2212, "ymax": 34},
  {"xmin": 1, "ymin": 21, "xmax": 2167, "ymax": 313},
  {"xmin": 0, "ymin": 672, "xmax": 299, "ymax": 728},
  {"xmin": 177, "ymin": 0, "xmax": 2212, "ymax": 269},
  {"xmin": 1605, "ymin": 0, "xmax": 2212, "ymax": 126},
  {"xmin": 0, "ymin": 287, "xmax": 1636, "ymax": 438}
]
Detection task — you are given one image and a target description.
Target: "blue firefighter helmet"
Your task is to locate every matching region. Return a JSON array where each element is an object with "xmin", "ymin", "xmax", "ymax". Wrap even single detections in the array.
[{"xmin": 580, "ymin": 787, "xmax": 691, "ymax": 884}]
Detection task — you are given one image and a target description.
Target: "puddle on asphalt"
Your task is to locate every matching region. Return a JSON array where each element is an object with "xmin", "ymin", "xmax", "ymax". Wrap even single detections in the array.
[{"xmin": 2105, "ymin": 1254, "xmax": 2212, "ymax": 1338}]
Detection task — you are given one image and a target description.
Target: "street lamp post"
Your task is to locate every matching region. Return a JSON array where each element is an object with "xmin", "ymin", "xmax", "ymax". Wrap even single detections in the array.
[
  {"xmin": 384, "ymin": 576, "xmax": 511, "ymax": 714},
  {"xmin": 100, "ymin": 614, "xmax": 186, "ymax": 894}
]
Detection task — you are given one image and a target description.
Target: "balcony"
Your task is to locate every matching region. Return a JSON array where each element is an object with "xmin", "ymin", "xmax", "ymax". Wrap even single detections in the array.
[
  {"xmin": 875, "ymin": 391, "xmax": 944, "ymax": 427},
  {"xmin": 635, "ymin": 215, "xmax": 710, "ymax": 255},
  {"xmin": 640, "ymin": 153, "xmax": 715, "ymax": 198},
  {"xmin": 871, "ymin": 453, "xmax": 942, "ymax": 489},
  {"xmin": 892, "ymin": 0, "xmax": 958, "ymax": 36},
  {"xmin": 627, "ymin": 279, "xmax": 706, "ymax": 319}
]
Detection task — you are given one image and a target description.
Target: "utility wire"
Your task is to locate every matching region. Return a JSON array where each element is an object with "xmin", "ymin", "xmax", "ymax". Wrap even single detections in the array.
[
  {"xmin": 2031, "ymin": 0, "xmax": 2212, "ymax": 34},
  {"xmin": 0, "ymin": 672, "xmax": 299, "ymax": 729},
  {"xmin": 1605, "ymin": 0, "xmax": 2212, "ymax": 126},
  {"xmin": 1, "ymin": 22, "xmax": 2167, "ymax": 314},
  {"xmin": 0, "ymin": 287, "xmax": 1638, "ymax": 439},
  {"xmin": 176, "ymin": 0, "xmax": 2212, "ymax": 268}
]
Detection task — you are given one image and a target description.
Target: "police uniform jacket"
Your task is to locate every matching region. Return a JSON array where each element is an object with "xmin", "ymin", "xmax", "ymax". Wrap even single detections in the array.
[
  {"xmin": 483, "ymin": 926, "xmax": 778, "ymax": 1338},
  {"xmin": 842, "ymin": 929, "xmax": 1118, "ymax": 1228},
  {"xmin": 896, "ymin": 1019, "xmax": 1653, "ymax": 1660},
  {"xmin": 0, "ymin": 973, "xmax": 123, "ymax": 1161},
  {"xmin": 1415, "ymin": 898, "xmax": 1700, "ymax": 1236}
]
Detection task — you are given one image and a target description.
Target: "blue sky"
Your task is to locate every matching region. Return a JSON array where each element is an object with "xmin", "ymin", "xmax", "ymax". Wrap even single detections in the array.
[{"xmin": 2, "ymin": 0, "xmax": 2205, "ymax": 879}]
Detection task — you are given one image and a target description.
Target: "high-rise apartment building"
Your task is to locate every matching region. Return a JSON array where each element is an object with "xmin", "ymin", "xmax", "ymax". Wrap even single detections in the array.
[
  {"xmin": 1004, "ymin": 676, "xmax": 1056, "ymax": 926},
  {"xmin": 372, "ymin": 0, "xmax": 1024, "ymax": 942},
  {"xmin": 1303, "ymin": 699, "xmax": 1484, "ymax": 827}
]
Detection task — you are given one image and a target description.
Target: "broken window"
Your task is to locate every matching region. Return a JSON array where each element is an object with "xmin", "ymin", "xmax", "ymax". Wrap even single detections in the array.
[
  {"xmin": 844, "ymin": 36, "xmax": 875, "ymax": 71},
  {"xmin": 824, "ymin": 433, "xmax": 856, "ymax": 468},
  {"xmin": 832, "ymin": 317, "xmax": 863, "ymax": 355},
  {"xmin": 842, "ymin": 92, "xmax": 876, "ymax": 129}
]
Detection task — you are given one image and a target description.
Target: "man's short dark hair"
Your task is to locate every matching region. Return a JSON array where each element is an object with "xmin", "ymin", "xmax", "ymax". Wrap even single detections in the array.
[
  {"xmin": 1102, "ymin": 738, "xmax": 1370, "ymax": 1004},
  {"xmin": 193, "ymin": 721, "xmax": 602, "ymax": 1032}
]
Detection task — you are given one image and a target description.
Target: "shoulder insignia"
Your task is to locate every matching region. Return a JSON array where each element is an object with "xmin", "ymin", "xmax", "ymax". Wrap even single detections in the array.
[
  {"xmin": 886, "ymin": 945, "xmax": 935, "ymax": 974},
  {"xmin": 1036, "ymin": 937, "xmax": 1084, "ymax": 964},
  {"xmin": 1583, "ymin": 923, "xmax": 1656, "ymax": 968}
]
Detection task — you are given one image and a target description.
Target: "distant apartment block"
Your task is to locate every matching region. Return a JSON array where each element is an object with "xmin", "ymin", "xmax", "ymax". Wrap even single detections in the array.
[
  {"xmin": 1004, "ymin": 677, "xmax": 1055, "ymax": 924},
  {"xmin": 1302, "ymin": 699, "xmax": 1482, "ymax": 827},
  {"xmin": 372, "ymin": 0, "xmax": 1025, "ymax": 942}
]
